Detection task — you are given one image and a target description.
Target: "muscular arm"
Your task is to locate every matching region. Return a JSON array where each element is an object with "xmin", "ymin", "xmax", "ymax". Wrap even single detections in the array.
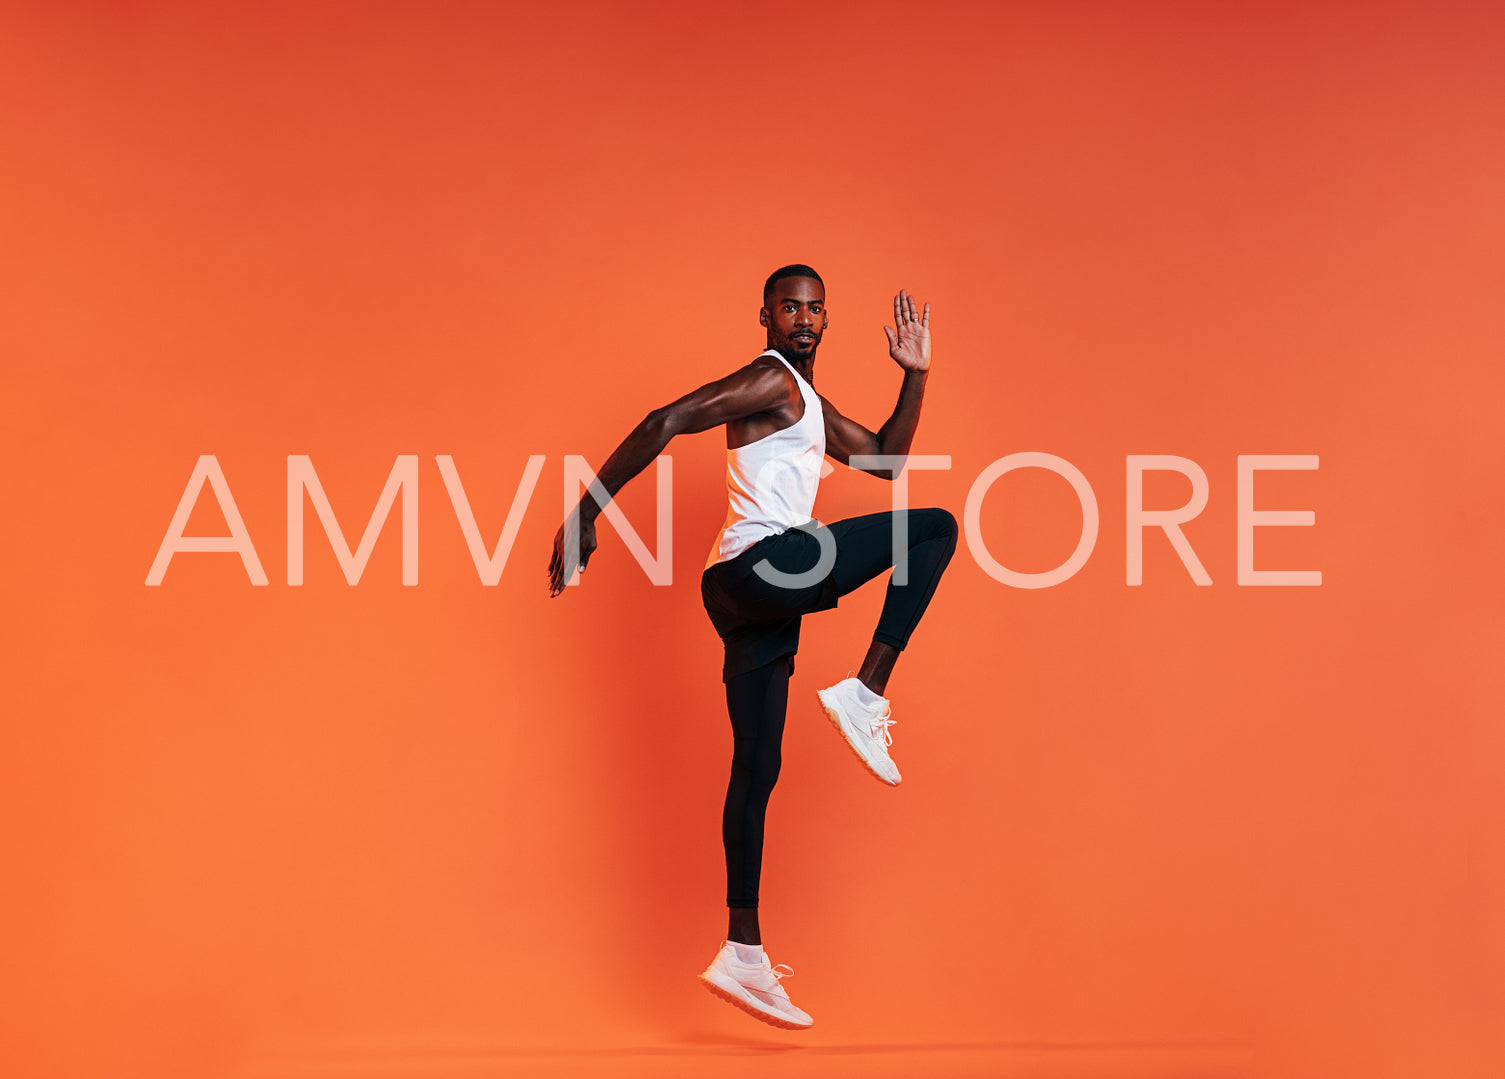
[
  {"xmin": 822, "ymin": 368, "xmax": 930, "ymax": 479},
  {"xmin": 547, "ymin": 361, "xmax": 794, "ymax": 596},
  {"xmin": 822, "ymin": 289, "xmax": 934, "ymax": 480}
]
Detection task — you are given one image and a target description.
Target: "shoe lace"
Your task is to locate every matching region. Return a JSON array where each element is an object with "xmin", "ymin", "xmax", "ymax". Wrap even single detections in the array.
[{"xmin": 771, "ymin": 963, "xmax": 795, "ymax": 981}]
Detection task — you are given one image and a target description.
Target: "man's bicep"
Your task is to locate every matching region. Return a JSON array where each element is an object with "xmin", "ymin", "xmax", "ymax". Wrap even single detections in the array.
[
  {"xmin": 821, "ymin": 396, "xmax": 879, "ymax": 463},
  {"xmin": 657, "ymin": 364, "xmax": 790, "ymax": 435}
]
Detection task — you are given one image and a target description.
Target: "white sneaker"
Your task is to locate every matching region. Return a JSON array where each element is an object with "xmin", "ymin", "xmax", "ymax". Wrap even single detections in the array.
[
  {"xmin": 699, "ymin": 942, "xmax": 813, "ymax": 1030},
  {"xmin": 817, "ymin": 676, "xmax": 901, "ymax": 786}
]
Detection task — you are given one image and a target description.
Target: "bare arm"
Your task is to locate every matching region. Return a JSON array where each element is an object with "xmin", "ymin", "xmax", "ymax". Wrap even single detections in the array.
[
  {"xmin": 547, "ymin": 361, "xmax": 794, "ymax": 596},
  {"xmin": 823, "ymin": 290, "xmax": 933, "ymax": 480}
]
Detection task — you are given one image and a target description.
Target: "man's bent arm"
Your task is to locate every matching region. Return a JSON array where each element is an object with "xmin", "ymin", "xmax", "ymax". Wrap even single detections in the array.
[
  {"xmin": 823, "ymin": 290, "xmax": 934, "ymax": 479},
  {"xmin": 547, "ymin": 362, "xmax": 792, "ymax": 595},
  {"xmin": 875, "ymin": 367, "xmax": 930, "ymax": 460},
  {"xmin": 573, "ymin": 363, "xmax": 790, "ymax": 523},
  {"xmin": 822, "ymin": 369, "xmax": 929, "ymax": 479}
]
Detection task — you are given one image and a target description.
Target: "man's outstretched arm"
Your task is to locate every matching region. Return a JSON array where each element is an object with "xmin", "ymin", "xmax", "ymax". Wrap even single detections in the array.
[
  {"xmin": 547, "ymin": 362, "xmax": 793, "ymax": 596},
  {"xmin": 823, "ymin": 289, "xmax": 933, "ymax": 480}
]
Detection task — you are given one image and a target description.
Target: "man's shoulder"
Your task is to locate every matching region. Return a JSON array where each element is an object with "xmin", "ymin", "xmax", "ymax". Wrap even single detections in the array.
[
  {"xmin": 701, "ymin": 354, "xmax": 799, "ymax": 424},
  {"xmin": 744, "ymin": 350, "xmax": 787, "ymax": 371},
  {"xmin": 730, "ymin": 353, "xmax": 798, "ymax": 391}
]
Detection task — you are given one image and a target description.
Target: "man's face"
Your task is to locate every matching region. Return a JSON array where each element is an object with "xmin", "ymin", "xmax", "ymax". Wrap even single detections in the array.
[{"xmin": 760, "ymin": 277, "xmax": 827, "ymax": 361}]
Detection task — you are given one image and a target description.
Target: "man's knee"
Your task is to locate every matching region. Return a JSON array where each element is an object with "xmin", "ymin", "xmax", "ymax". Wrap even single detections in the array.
[
  {"xmin": 733, "ymin": 745, "xmax": 781, "ymax": 799},
  {"xmin": 755, "ymin": 753, "xmax": 783, "ymax": 797},
  {"xmin": 911, "ymin": 507, "xmax": 958, "ymax": 545}
]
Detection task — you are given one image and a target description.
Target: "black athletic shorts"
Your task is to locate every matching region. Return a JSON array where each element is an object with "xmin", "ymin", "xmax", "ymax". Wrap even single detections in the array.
[{"xmin": 700, "ymin": 521, "xmax": 841, "ymax": 683}]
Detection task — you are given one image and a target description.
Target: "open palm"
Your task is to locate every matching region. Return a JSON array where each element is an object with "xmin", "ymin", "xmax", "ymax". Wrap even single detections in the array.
[{"xmin": 882, "ymin": 289, "xmax": 931, "ymax": 372}]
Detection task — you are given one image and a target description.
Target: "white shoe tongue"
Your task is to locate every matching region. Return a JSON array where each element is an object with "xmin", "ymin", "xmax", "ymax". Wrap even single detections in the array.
[{"xmin": 729, "ymin": 942, "xmax": 765, "ymax": 964}]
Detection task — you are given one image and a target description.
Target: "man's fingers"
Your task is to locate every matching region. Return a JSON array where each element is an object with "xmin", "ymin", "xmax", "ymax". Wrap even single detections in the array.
[
  {"xmin": 548, "ymin": 555, "xmax": 574, "ymax": 596},
  {"xmin": 883, "ymin": 325, "xmax": 896, "ymax": 348},
  {"xmin": 894, "ymin": 289, "xmax": 925, "ymax": 331},
  {"xmin": 922, "ymin": 301, "xmax": 931, "ymax": 327}
]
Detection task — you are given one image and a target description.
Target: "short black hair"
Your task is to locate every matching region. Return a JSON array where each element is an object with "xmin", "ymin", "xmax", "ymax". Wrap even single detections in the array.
[{"xmin": 763, "ymin": 264, "xmax": 824, "ymax": 307}]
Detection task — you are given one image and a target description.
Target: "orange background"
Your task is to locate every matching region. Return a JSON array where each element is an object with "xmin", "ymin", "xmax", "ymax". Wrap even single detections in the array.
[{"xmin": 3, "ymin": 2, "xmax": 1503, "ymax": 1077}]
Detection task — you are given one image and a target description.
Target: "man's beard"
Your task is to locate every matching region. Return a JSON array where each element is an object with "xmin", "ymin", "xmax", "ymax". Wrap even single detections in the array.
[{"xmin": 777, "ymin": 331, "xmax": 820, "ymax": 359}]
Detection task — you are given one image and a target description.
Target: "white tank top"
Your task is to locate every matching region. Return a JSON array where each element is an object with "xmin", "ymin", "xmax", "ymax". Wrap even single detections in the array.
[{"xmin": 706, "ymin": 351, "xmax": 826, "ymax": 567}]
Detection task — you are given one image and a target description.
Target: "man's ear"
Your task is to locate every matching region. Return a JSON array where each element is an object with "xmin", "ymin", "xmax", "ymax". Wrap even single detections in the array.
[{"xmin": 759, "ymin": 308, "xmax": 769, "ymax": 327}]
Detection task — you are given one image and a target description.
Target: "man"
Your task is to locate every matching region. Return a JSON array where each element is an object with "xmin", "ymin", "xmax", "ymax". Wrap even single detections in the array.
[{"xmin": 547, "ymin": 265, "xmax": 957, "ymax": 1029}]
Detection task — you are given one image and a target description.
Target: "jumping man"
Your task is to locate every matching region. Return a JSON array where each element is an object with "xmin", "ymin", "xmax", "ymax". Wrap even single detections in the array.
[{"xmin": 547, "ymin": 265, "xmax": 957, "ymax": 1029}]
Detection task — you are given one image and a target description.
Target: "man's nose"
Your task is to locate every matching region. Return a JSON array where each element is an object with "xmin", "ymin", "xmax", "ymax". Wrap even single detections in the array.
[{"xmin": 794, "ymin": 308, "xmax": 813, "ymax": 324}]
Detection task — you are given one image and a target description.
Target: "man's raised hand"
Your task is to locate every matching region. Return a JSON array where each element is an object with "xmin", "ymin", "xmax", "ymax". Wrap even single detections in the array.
[{"xmin": 882, "ymin": 289, "xmax": 931, "ymax": 373}]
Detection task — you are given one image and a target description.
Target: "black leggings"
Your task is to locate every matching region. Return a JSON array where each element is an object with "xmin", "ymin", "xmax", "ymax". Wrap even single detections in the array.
[{"xmin": 716, "ymin": 508, "xmax": 958, "ymax": 908}]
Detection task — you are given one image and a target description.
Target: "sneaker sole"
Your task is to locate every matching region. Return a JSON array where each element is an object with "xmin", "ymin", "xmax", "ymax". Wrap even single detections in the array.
[
  {"xmin": 817, "ymin": 688, "xmax": 901, "ymax": 786},
  {"xmin": 698, "ymin": 970, "xmax": 813, "ymax": 1030}
]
